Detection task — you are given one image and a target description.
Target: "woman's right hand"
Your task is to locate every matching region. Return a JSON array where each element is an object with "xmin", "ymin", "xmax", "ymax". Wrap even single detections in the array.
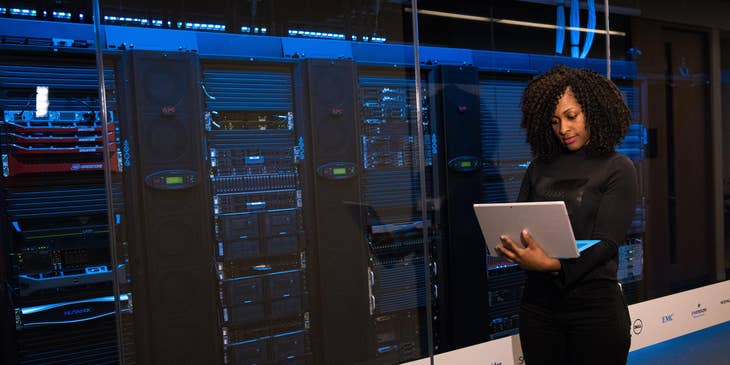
[{"xmin": 495, "ymin": 229, "xmax": 562, "ymax": 272}]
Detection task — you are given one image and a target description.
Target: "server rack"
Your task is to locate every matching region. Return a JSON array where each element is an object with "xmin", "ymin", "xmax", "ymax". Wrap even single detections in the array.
[
  {"xmin": 479, "ymin": 75, "xmax": 530, "ymax": 339},
  {"xmin": 429, "ymin": 65, "xmax": 489, "ymax": 349},
  {"xmin": 116, "ymin": 50, "xmax": 221, "ymax": 365},
  {"xmin": 358, "ymin": 68, "xmax": 437, "ymax": 361},
  {"xmin": 0, "ymin": 54, "xmax": 124, "ymax": 364},
  {"xmin": 201, "ymin": 62, "xmax": 311, "ymax": 364},
  {"xmin": 0, "ymin": 14, "xmax": 649, "ymax": 363},
  {"xmin": 294, "ymin": 59, "xmax": 370, "ymax": 364}
]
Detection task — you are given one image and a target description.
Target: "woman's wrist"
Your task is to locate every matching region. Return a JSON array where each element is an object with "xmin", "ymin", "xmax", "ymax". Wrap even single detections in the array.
[{"xmin": 544, "ymin": 258, "xmax": 562, "ymax": 272}]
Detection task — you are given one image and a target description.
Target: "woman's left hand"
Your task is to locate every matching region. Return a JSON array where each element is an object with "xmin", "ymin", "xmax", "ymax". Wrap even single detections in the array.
[{"xmin": 495, "ymin": 230, "xmax": 562, "ymax": 272}]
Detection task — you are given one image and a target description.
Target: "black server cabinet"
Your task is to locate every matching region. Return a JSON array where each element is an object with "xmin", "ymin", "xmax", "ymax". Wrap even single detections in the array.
[
  {"xmin": 117, "ymin": 50, "xmax": 222, "ymax": 364},
  {"xmin": 294, "ymin": 59, "xmax": 370, "ymax": 364},
  {"xmin": 0, "ymin": 55, "xmax": 123, "ymax": 364},
  {"xmin": 296, "ymin": 60, "xmax": 437, "ymax": 364},
  {"xmin": 429, "ymin": 66, "xmax": 489, "ymax": 349}
]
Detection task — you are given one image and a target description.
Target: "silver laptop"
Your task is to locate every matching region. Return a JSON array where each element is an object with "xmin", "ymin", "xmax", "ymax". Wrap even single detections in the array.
[{"xmin": 473, "ymin": 201, "xmax": 600, "ymax": 259}]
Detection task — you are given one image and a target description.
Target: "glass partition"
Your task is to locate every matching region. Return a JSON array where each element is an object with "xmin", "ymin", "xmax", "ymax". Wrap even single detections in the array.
[
  {"xmin": 0, "ymin": 1, "xmax": 726, "ymax": 364},
  {"xmin": 97, "ymin": 1, "xmax": 434, "ymax": 364},
  {"xmin": 412, "ymin": 0, "xmax": 726, "ymax": 353},
  {"xmin": 0, "ymin": 1, "xmax": 126, "ymax": 364}
]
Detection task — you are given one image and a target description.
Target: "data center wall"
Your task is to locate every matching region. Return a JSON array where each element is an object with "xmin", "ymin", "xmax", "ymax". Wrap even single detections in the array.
[{"xmin": 0, "ymin": 52, "xmax": 647, "ymax": 365}]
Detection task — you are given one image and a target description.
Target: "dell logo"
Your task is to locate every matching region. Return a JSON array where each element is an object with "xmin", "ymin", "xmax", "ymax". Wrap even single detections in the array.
[
  {"xmin": 632, "ymin": 319, "xmax": 643, "ymax": 334},
  {"xmin": 662, "ymin": 314, "xmax": 674, "ymax": 323}
]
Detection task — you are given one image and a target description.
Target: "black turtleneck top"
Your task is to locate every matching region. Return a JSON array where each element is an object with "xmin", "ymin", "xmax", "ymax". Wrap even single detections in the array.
[{"xmin": 517, "ymin": 148, "xmax": 638, "ymax": 305}]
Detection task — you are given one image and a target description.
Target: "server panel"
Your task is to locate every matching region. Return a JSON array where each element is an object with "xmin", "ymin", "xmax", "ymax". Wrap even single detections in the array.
[
  {"xmin": 203, "ymin": 65, "xmax": 310, "ymax": 364},
  {"xmin": 0, "ymin": 58, "xmax": 124, "ymax": 364},
  {"xmin": 358, "ymin": 71, "xmax": 436, "ymax": 362}
]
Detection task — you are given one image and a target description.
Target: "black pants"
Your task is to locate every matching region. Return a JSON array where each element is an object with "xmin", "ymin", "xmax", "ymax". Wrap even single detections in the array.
[{"xmin": 519, "ymin": 280, "xmax": 631, "ymax": 365}]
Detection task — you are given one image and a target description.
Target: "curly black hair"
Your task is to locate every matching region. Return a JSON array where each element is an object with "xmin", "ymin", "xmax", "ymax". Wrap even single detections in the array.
[{"xmin": 520, "ymin": 65, "xmax": 632, "ymax": 161}]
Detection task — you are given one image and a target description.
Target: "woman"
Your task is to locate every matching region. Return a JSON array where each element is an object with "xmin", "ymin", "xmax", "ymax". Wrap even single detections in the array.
[{"xmin": 495, "ymin": 65, "xmax": 637, "ymax": 365}]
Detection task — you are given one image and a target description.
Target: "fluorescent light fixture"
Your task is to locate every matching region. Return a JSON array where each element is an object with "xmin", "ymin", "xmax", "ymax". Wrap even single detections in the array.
[
  {"xmin": 407, "ymin": 8, "xmax": 625, "ymax": 36},
  {"xmin": 35, "ymin": 86, "xmax": 49, "ymax": 118}
]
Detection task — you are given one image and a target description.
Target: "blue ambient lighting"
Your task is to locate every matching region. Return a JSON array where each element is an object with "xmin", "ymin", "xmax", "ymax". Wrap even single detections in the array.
[
  {"xmin": 288, "ymin": 29, "xmax": 346, "ymax": 40},
  {"xmin": 21, "ymin": 294, "xmax": 129, "ymax": 315},
  {"xmin": 10, "ymin": 8, "xmax": 37, "ymax": 17},
  {"xmin": 104, "ymin": 15, "xmax": 149, "ymax": 26},
  {"xmin": 184, "ymin": 22, "xmax": 226, "ymax": 31},
  {"xmin": 52, "ymin": 11, "xmax": 72, "ymax": 20}
]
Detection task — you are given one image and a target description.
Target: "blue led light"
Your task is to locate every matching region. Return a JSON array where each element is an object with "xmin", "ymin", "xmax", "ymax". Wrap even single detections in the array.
[
  {"xmin": 152, "ymin": 19, "xmax": 163, "ymax": 27},
  {"xmin": 352, "ymin": 35, "xmax": 358, "ymax": 41},
  {"xmin": 104, "ymin": 15, "xmax": 149, "ymax": 26},
  {"xmin": 21, "ymin": 294, "xmax": 128, "ymax": 315},
  {"xmin": 184, "ymin": 22, "xmax": 225, "ymax": 31},
  {"xmin": 10, "ymin": 8, "xmax": 37, "ymax": 17},
  {"xmin": 79, "ymin": 13, "xmax": 84, "ymax": 20},
  {"xmin": 289, "ymin": 29, "xmax": 346, "ymax": 41},
  {"xmin": 0, "ymin": 8, "xmax": 6, "ymax": 15},
  {"xmin": 52, "ymin": 11, "xmax": 72, "ymax": 20},
  {"xmin": 242, "ymin": 26, "xmax": 251, "ymax": 33},
  {"xmin": 371, "ymin": 36, "xmax": 386, "ymax": 43},
  {"xmin": 261, "ymin": 28, "xmax": 267, "ymax": 34}
]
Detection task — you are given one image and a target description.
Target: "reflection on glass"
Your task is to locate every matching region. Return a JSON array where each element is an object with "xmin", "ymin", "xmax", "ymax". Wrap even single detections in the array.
[
  {"xmin": 95, "ymin": 1, "xmax": 430, "ymax": 365},
  {"xmin": 3, "ymin": 1, "xmax": 725, "ymax": 364}
]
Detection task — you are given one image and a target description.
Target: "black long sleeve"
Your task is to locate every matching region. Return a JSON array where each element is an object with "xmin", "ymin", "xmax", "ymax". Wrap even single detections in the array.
[{"xmin": 518, "ymin": 149, "xmax": 637, "ymax": 297}]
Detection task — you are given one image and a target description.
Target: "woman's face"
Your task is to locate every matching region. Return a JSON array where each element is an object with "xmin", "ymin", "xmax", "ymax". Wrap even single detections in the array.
[{"xmin": 551, "ymin": 87, "xmax": 590, "ymax": 151}]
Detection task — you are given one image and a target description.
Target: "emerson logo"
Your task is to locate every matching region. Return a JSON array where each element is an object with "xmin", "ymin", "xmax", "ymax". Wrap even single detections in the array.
[
  {"xmin": 661, "ymin": 314, "xmax": 674, "ymax": 323},
  {"xmin": 691, "ymin": 303, "xmax": 707, "ymax": 318},
  {"xmin": 632, "ymin": 319, "xmax": 643, "ymax": 334}
]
